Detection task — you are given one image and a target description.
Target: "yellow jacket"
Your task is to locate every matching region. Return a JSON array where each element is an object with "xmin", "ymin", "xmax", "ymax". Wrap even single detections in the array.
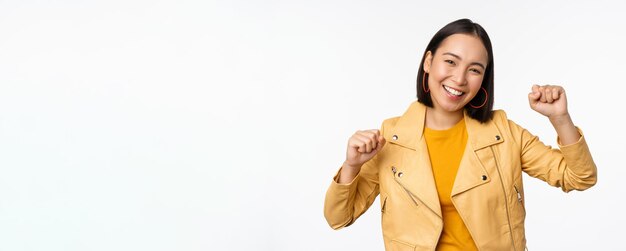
[{"xmin": 324, "ymin": 101, "xmax": 597, "ymax": 251}]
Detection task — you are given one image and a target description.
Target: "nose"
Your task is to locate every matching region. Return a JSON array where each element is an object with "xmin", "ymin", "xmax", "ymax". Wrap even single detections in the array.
[{"xmin": 452, "ymin": 68, "xmax": 468, "ymax": 85}]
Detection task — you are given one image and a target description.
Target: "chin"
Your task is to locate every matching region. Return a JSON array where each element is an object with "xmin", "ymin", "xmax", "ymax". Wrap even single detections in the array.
[
  {"xmin": 444, "ymin": 106, "xmax": 465, "ymax": 113},
  {"xmin": 435, "ymin": 101, "xmax": 466, "ymax": 113}
]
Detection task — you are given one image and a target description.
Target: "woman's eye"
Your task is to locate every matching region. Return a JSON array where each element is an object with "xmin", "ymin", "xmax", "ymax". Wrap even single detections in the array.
[
  {"xmin": 445, "ymin": 60, "xmax": 455, "ymax": 65},
  {"xmin": 470, "ymin": 69, "xmax": 481, "ymax": 74}
]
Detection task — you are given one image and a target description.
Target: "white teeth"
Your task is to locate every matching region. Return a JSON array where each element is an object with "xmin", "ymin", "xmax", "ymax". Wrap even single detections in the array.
[{"xmin": 444, "ymin": 85, "xmax": 463, "ymax": 96}]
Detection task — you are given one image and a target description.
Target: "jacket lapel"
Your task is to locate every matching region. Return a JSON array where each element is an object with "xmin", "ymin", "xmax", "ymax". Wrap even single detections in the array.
[
  {"xmin": 387, "ymin": 102, "xmax": 442, "ymax": 218},
  {"xmin": 451, "ymin": 111, "xmax": 504, "ymax": 197},
  {"xmin": 387, "ymin": 101, "xmax": 505, "ymax": 216}
]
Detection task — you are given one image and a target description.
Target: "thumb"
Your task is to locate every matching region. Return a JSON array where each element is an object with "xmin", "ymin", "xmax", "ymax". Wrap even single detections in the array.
[
  {"xmin": 528, "ymin": 85, "xmax": 540, "ymax": 104},
  {"xmin": 374, "ymin": 135, "xmax": 386, "ymax": 152}
]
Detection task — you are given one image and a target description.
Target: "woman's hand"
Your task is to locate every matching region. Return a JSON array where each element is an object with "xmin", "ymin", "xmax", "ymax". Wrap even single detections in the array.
[
  {"xmin": 527, "ymin": 84, "xmax": 569, "ymax": 119},
  {"xmin": 528, "ymin": 84, "xmax": 582, "ymax": 145},
  {"xmin": 345, "ymin": 129, "xmax": 386, "ymax": 167},
  {"xmin": 338, "ymin": 129, "xmax": 386, "ymax": 183}
]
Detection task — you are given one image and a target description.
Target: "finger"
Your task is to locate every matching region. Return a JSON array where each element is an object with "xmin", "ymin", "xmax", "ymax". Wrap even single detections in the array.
[
  {"xmin": 347, "ymin": 137, "xmax": 365, "ymax": 153},
  {"xmin": 362, "ymin": 129, "xmax": 380, "ymax": 149},
  {"xmin": 355, "ymin": 139, "xmax": 368, "ymax": 153},
  {"xmin": 377, "ymin": 135, "xmax": 386, "ymax": 149},
  {"xmin": 539, "ymin": 86, "xmax": 547, "ymax": 103},
  {"xmin": 356, "ymin": 131, "xmax": 377, "ymax": 151},
  {"xmin": 348, "ymin": 132, "xmax": 369, "ymax": 153},
  {"xmin": 359, "ymin": 130, "xmax": 379, "ymax": 141},
  {"xmin": 528, "ymin": 91, "xmax": 539, "ymax": 105},
  {"xmin": 363, "ymin": 130, "xmax": 380, "ymax": 146},
  {"xmin": 545, "ymin": 88, "xmax": 554, "ymax": 103},
  {"xmin": 528, "ymin": 86, "xmax": 540, "ymax": 103},
  {"xmin": 552, "ymin": 86, "xmax": 561, "ymax": 100},
  {"xmin": 370, "ymin": 135, "xmax": 386, "ymax": 155},
  {"xmin": 528, "ymin": 92, "xmax": 538, "ymax": 106},
  {"xmin": 354, "ymin": 133, "xmax": 374, "ymax": 153},
  {"xmin": 368, "ymin": 129, "xmax": 380, "ymax": 138},
  {"xmin": 531, "ymin": 84, "xmax": 540, "ymax": 94}
]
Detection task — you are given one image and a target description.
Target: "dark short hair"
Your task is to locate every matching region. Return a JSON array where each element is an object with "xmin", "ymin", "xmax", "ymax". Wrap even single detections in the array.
[{"xmin": 416, "ymin": 18, "xmax": 494, "ymax": 123}]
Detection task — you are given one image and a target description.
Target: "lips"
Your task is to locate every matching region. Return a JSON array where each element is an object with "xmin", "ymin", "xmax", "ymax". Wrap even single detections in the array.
[{"xmin": 443, "ymin": 85, "xmax": 464, "ymax": 96}]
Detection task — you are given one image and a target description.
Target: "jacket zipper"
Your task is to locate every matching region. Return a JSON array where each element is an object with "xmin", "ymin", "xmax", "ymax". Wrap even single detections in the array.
[
  {"xmin": 516, "ymin": 186, "xmax": 528, "ymax": 251},
  {"xmin": 381, "ymin": 196, "xmax": 387, "ymax": 213},
  {"xmin": 490, "ymin": 147, "xmax": 518, "ymax": 251},
  {"xmin": 401, "ymin": 186, "xmax": 418, "ymax": 206},
  {"xmin": 391, "ymin": 166, "xmax": 419, "ymax": 207},
  {"xmin": 393, "ymin": 178, "xmax": 419, "ymax": 207},
  {"xmin": 393, "ymin": 169, "xmax": 442, "ymax": 250},
  {"xmin": 514, "ymin": 185, "xmax": 525, "ymax": 213}
]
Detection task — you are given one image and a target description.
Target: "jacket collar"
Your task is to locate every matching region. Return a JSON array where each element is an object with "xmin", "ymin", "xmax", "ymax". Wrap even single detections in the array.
[
  {"xmin": 389, "ymin": 101, "xmax": 503, "ymax": 151},
  {"xmin": 387, "ymin": 101, "xmax": 504, "ymax": 217}
]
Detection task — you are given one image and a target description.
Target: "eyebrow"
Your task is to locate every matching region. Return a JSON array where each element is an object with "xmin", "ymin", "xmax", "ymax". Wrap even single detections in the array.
[{"xmin": 442, "ymin": 52, "xmax": 486, "ymax": 70}]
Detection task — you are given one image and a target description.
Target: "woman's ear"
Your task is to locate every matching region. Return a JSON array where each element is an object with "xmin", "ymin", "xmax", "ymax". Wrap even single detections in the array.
[{"xmin": 423, "ymin": 51, "xmax": 433, "ymax": 73}]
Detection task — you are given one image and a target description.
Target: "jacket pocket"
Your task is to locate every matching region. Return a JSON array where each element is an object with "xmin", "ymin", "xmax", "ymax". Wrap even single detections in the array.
[{"xmin": 390, "ymin": 239, "xmax": 416, "ymax": 251}]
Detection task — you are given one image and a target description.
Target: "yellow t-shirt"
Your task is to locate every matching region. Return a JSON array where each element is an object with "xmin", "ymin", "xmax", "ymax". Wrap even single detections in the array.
[{"xmin": 424, "ymin": 118, "xmax": 478, "ymax": 251}]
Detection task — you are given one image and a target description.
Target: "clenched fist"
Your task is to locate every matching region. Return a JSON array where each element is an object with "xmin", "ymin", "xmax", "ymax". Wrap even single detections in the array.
[
  {"xmin": 338, "ymin": 129, "xmax": 386, "ymax": 184},
  {"xmin": 528, "ymin": 84, "xmax": 569, "ymax": 118}
]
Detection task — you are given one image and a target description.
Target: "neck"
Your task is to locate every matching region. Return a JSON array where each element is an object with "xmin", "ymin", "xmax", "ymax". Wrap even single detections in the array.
[{"xmin": 425, "ymin": 106, "xmax": 464, "ymax": 130}]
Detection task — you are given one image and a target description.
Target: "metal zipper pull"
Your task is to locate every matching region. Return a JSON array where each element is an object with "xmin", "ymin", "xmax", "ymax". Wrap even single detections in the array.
[
  {"xmin": 514, "ymin": 185, "xmax": 522, "ymax": 203},
  {"xmin": 381, "ymin": 196, "xmax": 387, "ymax": 213}
]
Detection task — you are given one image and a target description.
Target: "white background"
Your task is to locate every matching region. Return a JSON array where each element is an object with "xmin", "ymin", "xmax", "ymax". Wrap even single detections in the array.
[{"xmin": 1, "ymin": 0, "xmax": 625, "ymax": 250}]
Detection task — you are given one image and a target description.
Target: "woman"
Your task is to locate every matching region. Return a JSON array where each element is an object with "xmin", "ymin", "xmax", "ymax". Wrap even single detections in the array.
[{"xmin": 323, "ymin": 19, "xmax": 597, "ymax": 251}]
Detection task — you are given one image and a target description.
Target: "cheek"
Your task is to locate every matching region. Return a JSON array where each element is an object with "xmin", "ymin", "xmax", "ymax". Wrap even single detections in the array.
[
  {"xmin": 430, "ymin": 64, "xmax": 451, "ymax": 79},
  {"xmin": 468, "ymin": 76, "xmax": 484, "ymax": 96},
  {"xmin": 469, "ymin": 75, "xmax": 484, "ymax": 87}
]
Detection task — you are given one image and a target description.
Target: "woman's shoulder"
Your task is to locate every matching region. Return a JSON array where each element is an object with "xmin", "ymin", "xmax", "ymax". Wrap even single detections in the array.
[
  {"xmin": 381, "ymin": 116, "xmax": 402, "ymax": 126},
  {"xmin": 492, "ymin": 109, "xmax": 508, "ymax": 121},
  {"xmin": 379, "ymin": 100, "xmax": 425, "ymax": 127},
  {"xmin": 470, "ymin": 109, "xmax": 512, "ymax": 129},
  {"xmin": 488, "ymin": 109, "xmax": 528, "ymax": 133}
]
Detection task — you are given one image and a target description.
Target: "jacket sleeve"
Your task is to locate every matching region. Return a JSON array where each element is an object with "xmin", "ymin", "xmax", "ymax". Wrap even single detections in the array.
[
  {"xmin": 508, "ymin": 118, "xmax": 597, "ymax": 192},
  {"xmin": 323, "ymin": 123, "xmax": 384, "ymax": 230}
]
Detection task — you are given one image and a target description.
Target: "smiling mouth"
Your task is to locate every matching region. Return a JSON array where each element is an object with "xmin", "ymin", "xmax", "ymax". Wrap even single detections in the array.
[{"xmin": 443, "ymin": 85, "xmax": 464, "ymax": 96}]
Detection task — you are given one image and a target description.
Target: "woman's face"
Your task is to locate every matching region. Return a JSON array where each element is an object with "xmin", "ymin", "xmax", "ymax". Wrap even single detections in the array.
[{"xmin": 424, "ymin": 33, "xmax": 489, "ymax": 114}]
